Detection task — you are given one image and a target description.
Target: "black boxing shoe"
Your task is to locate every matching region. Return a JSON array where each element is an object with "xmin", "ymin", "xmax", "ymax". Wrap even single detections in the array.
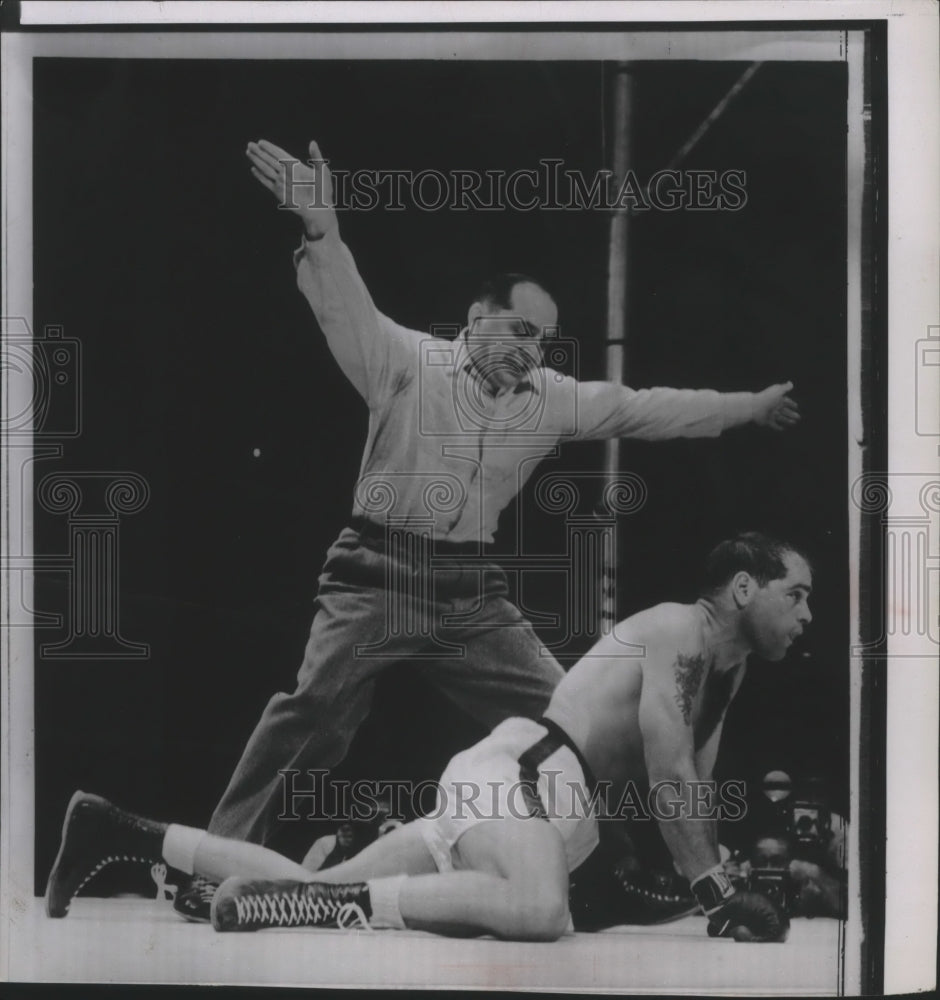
[
  {"xmin": 173, "ymin": 873, "xmax": 219, "ymax": 923},
  {"xmin": 614, "ymin": 865, "xmax": 700, "ymax": 925},
  {"xmin": 211, "ymin": 877, "xmax": 372, "ymax": 932},
  {"xmin": 45, "ymin": 791, "xmax": 166, "ymax": 918}
]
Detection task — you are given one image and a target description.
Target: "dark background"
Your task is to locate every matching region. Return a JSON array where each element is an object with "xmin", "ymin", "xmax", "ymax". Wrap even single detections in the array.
[{"xmin": 32, "ymin": 56, "xmax": 848, "ymax": 886}]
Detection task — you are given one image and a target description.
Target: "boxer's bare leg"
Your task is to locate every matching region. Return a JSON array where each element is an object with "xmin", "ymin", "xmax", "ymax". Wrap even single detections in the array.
[
  {"xmin": 191, "ymin": 833, "xmax": 315, "ymax": 884},
  {"xmin": 396, "ymin": 818, "xmax": 570, "ymax": 940},
  {"xmin": 47, "ymin": 793, "xmax": 568, "ymax": 940},
  {"xmin": 304, "ymin": 820, "xmax": 439, "ymax": 878},
  {"xmin": 311, "ymin": 815, "xmax": 569, "ymax": 939}
]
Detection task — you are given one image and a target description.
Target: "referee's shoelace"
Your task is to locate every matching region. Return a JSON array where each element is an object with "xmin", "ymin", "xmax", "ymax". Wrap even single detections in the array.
[{"xmin": 232, "ymin": 891, "xmax": 372, "ymax": 931}]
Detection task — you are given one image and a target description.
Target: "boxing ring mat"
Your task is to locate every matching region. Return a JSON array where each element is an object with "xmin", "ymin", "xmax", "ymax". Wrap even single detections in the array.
[{"xmin": 17, "ymin": 897, "xmax": 842, "ymax": 992}]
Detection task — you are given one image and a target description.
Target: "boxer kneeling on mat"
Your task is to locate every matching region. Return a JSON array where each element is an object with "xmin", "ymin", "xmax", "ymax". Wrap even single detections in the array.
[{"xmin": 46, "ymin": 533, "xmax": 805, "ymax": 943}]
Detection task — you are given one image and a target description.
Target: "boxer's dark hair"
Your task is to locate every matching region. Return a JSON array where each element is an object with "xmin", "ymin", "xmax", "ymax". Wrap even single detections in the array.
[
  {"xmin": 700, "ymin": 532, "xmax": 811, "ymax": 596},
  {"xmin": 474, "ymin": 272, "xmax": 554, "ymax": 310}
]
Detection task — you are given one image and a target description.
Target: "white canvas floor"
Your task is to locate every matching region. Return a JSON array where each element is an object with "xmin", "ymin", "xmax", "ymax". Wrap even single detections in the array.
[{"xmin": 7, "ymin": 896, "xmax": 845, "ymax": 992}]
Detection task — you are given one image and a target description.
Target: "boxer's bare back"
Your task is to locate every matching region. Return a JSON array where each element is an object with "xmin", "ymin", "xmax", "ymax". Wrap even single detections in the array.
[{"xmin": 545, "ymin": 601, "xmax": 747, "ymax": 801}]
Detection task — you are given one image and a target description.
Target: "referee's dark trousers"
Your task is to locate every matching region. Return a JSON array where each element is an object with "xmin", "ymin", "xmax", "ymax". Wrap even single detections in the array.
[{"xmin": 208, "ymin": 522, "xmax": 565, "ymax": 844}]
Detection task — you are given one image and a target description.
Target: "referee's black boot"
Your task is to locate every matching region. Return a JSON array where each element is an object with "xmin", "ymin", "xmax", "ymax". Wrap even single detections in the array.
[{"xmin": 173, "ymin": 873, "xmax": 219, "ymax": 922}]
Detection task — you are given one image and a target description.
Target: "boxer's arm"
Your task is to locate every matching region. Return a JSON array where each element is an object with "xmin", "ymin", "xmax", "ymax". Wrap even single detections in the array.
[
  {"xmin": 692, "ymin": 664, "xmax": 746, "ymax": 857},
  {"xmin": 694, "ymin": 727, "xmax": 722, "ymax": 783},
  {"xmin": 637, "ymin": 641, "xmax": 722, "ymax": 884},
  {"xmin": 692, "ymin": 728, "xmax": 726, "ymax": 859},
  {"xmin": 694, "ymin": 664, "xmax": 745, "ymax": 780}
]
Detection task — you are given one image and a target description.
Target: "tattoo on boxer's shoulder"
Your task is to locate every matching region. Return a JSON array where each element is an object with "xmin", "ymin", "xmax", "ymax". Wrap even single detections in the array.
[{"xmin": 673, "ymin": 653, "xmax": 708, "ymax": 726}]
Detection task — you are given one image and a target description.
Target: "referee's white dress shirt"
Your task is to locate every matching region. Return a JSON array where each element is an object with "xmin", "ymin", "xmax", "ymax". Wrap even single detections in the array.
[{"xmin": 295, "ymin": 231, "xmax": 756, "ymax": 544}]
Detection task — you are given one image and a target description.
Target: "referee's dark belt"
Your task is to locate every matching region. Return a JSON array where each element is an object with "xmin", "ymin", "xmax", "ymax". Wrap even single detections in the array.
[
  {"xmin": 349, "ymin": 515, "xmax": 494, "ymax": 557},
  {"xmin": 516, "ymin": 718, "xmax": 598, "ymax": 820}
]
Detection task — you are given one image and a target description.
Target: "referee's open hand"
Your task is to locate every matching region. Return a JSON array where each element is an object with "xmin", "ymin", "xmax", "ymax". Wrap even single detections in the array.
[
  {"xmin": 246, "ymin": 139, "xmax": 337, "ymax": 241},
  {"xmin": 753, "ymin": 381, "xmax": 801, "ymax": 431}
]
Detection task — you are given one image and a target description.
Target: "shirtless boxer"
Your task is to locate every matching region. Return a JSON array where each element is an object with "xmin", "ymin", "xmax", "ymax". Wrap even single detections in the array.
[{"xmin": 45, "ymin": 533, "xmax": 810, "ymax": 942}]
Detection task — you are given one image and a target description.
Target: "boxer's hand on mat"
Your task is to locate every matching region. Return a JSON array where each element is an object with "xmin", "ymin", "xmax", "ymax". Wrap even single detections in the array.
[
  {"xmin": 707, "ymin": 890, "xmax": 789, "ymax": 942},
  {"xmin": 753, "ymin": 381, "xmax": 801, "ymax": 431},
  {"xmin": 246, "ymin": 138, "xmax": 337, "ymax": 240}
]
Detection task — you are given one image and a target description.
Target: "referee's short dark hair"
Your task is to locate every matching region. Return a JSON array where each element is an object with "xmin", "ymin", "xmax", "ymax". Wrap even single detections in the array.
[
  {"xmin": 474, "ymin": 273, "xmax": 554, "ymax": 311},
  {"xmin": 700, "ymin": 532, "xmax": 812, "ymax": 597}
]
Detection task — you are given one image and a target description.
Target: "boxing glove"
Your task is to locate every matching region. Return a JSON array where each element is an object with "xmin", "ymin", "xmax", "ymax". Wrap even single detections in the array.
[
  {"xmin": 692, "ymin": 866, "xmax": 789, "ymax": 942},
  {"xmin": 707, "ymin": 890, "xmax": 789, "ymax": 941}
]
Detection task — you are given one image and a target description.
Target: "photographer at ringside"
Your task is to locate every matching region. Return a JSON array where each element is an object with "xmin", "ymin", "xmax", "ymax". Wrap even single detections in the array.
[{"xmin": 723, "ymin": 771, "xmax": 846, "ymax": 919}]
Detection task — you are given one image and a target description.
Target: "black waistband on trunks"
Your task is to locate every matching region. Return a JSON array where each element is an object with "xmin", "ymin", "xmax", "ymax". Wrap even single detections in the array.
[
  {"xmin": 516, "ymin": 717, "xmax": 599, "ymax": 805},
  {"xmin": 539, "ymin": 717, "xmax": 599, "ymax": 794},
  {"xmin": 348, "ymin": 516, "xmax": 495, "ymax": 558}
]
